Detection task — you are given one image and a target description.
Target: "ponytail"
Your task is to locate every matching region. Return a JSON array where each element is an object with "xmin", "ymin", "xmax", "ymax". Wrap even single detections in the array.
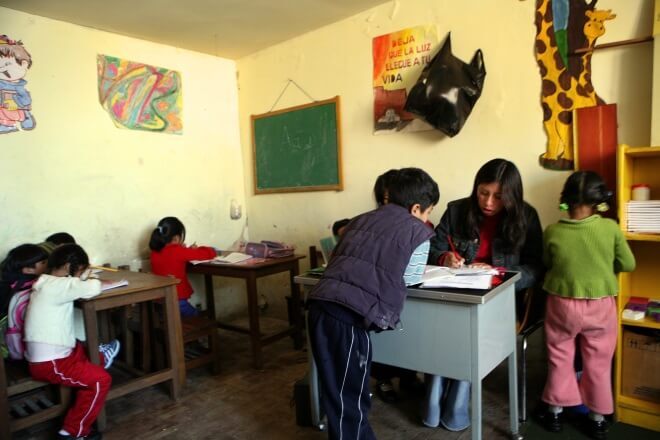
[{"xmin": 149, "ymin": 217, "xmax": 186, "ymax": 252}]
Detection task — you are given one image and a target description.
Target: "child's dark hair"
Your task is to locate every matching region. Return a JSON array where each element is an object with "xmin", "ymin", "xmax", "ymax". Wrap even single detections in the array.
[
  {"xmin": 1, "ymin": 244, "xmax": 48, "ymax": 314},
  {"xmin": 48, "ymin": 244, "xmax": 90, "ymax": 277},
  {"xmin": 1, "ymin": 244, "xmax": 48, "ymax": 282},
  {"xmin": 332, "ymin": 219, "xmax": 351, "ymax": 237},
  {"xmin": 149, "ymin": 217, "xmax": 186, "ymax": 252},
  {"xmin": 387, "ymin": 167, "xmax": 439, "ymax": 211},
  {"xmin": 373, "ymin": 169, "xmax": 399, "ymax": 206},
  {"xmin": 45, "ymin": 232, "xmax": 76, "ymax": 245},
  {"xmin": 560, "ymin": 171, "xmax": 612, "ymax": 209},
  {"xmin": 465, "ymin": 159, "xmax": 526, "ymax": 252}
]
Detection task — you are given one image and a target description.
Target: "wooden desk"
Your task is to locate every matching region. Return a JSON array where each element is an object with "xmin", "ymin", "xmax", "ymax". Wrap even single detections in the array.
[
  {"xmin": 295, "ymin": 273, "xmax": 522, "ymax": 440},
  {"xmin": 188, "ymin": 255, "xmax": 304, "ymax": 369},
  {"xmin": 79, "ymin": 271, "xmax": 183, "ymax": 430}
]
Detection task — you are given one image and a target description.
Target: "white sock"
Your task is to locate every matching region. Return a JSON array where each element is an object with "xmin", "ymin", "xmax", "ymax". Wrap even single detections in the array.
[
  {"xmin": 589, "ymin": 411, "xmax": 604, "ymax": 422},
  {"xmin": 548, "ymin": 405, "xmax": 563, "ymax": 414}
]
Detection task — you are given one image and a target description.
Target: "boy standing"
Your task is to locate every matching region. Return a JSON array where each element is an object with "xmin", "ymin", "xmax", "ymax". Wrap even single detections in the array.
[{"xmin": 308, "ymin": 167, "xmax": 439, "ymax": 439}]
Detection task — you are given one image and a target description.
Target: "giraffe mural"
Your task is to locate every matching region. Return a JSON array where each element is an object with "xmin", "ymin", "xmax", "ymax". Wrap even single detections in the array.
[{"xmin": 534, "ymin": 0, "xmax": 616, "ymax": 170}]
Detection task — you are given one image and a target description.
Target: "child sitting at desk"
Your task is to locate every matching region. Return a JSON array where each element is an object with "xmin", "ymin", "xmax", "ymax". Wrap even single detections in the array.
[
  {"xmin": 308, "ymin": 167, "xmax": 438, "ymax": 439},
  {"xmin": 24, "ymin": 244, "xmax": 118, "ymax": 440},
  {"xmin": 149, "ymin": 216, "xmax": 216, "ymax": 317},
  {"xmin": 1, "ymin": 244, "xmax": 48, "ymax": 359}
]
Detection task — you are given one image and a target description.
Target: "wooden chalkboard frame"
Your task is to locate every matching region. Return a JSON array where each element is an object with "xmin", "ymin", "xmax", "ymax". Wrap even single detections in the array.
[{"xmin": 251, "ymin": 96, "xmax": 343, "ymax": 194}]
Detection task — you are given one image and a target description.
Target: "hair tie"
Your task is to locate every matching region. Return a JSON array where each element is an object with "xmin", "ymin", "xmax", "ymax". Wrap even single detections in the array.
[
  {"xmin": 558, "ymin": 203, "xmax": 569, "ymax": 211},
  {"xmin": 596, "ymin": 202, "xmax": 609, "ymax": 212}
]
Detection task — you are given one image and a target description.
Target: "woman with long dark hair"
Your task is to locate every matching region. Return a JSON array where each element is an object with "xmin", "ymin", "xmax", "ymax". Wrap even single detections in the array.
[{"xmin": 422, "ymin": 158, "xmax": 544, "ymax": 431}]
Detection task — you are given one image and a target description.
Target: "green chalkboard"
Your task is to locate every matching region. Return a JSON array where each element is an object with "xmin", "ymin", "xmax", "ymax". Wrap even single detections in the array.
[{"xmin": 251, "ymin": 96, "xmax": 343, "ymax": 194}]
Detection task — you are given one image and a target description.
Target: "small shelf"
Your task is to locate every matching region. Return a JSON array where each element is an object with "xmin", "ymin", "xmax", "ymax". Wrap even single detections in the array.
[
  {"xmin": 617, "ymin": 394, "xmax": 660, "ymax": 413},
  {"xmin": 621, "ymin": 317, "xmax": 660, "ymax": 330},
  {"xmin": 625, "ymin": 146, "xmax": 660, "ymax": 158},
  {"xmin": 624, "ymin": 232, "xmax": 660, "ymax": 242}
]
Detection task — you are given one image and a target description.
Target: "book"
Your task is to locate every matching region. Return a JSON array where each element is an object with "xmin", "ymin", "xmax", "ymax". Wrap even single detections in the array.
[
  {"xmin": 422, "ymin": 273, "xmax": 493, "ymax": 289},
  {"xmin": 191, "ymin": 252, "xmax": 253, "ymax": 265},
  {"xmin": 215, "ymin": 252, "xmax": 253, "ymax": 264},
  {"xmin": 420, "ymin": 265, "xmax": 496, "ymax": 289},
  {"xmin": 101, "ymin": 279, "xmax": 129, "ymax": 291}
]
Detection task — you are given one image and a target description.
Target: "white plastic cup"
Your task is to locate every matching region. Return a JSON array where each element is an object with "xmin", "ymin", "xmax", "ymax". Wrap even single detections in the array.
[{"xmin": 631, "ymin": 184, "xmax": 650, "ymax": 201}]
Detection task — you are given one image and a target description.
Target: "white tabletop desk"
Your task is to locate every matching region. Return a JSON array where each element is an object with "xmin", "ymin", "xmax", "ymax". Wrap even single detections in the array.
[{"xmin": 295, "ymin": 272, "xmax": 523, "ymax": 440}]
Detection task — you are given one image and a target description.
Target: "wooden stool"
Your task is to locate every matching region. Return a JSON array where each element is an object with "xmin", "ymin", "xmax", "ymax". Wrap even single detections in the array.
[
  {"xmin": 1, "ymin": 357, "xmax": 71, "ymax": 439},
  {"xmin": 150, "ymin": 305, "xmax": 220, "ymax": 375},
  {"xmin": 181, "ymin": 316, "xmax": 221, "ymax": 374}
]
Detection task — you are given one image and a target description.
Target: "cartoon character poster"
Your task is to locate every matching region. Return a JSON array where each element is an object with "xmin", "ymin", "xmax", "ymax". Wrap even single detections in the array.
[
  {"xmin": 372, "ymin": 26, "xmax": 439, "ymax": 135},
  {"xmin": 97, "ymin": 54, "xmax": 183, "ymax": 134},
  {"xmin": 0, "ymin": 35, "xmax": 35, "ymax": 134}
]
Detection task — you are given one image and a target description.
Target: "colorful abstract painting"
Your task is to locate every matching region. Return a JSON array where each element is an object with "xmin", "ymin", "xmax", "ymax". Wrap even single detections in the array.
[
  {"xmin": 97, "ymin": 54, "xmax": 182, "ymax": 134},
  {"xmin": 372, "ymin": 25, "xmax": 439, "ymax": 135}
]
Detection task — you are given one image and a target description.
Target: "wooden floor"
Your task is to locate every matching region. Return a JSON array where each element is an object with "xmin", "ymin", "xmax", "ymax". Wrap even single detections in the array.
[{"xmin": 12, "ymin": 317, "xmax": 658, "ymax": 440}]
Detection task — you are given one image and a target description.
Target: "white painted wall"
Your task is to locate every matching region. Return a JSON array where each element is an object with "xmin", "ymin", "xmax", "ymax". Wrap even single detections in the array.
[
  {"xmin": 237, "ymin": 0, "xmax": 653, "ymax": 265},
  {"xmin": 0, "ymin": 7, "xmax": 247, "ymax": 313},
  {"xmin": 1, "ymin": 0, "xmax": 654, "ymax": 320}
]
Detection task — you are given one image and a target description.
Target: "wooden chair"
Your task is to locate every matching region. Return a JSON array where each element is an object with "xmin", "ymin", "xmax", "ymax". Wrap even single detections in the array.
[
  {"xmin": 308, "ymin": 245, "xmax": 325, "ymax": 269},
  {"xmin": 515, "ymin": 287, "xmax": 545, "ymax": 422},
  {"xmin": 1, "ymin": 356, "xmax": 71, "ymax": 440},
  {"xmin": 151, "ymin": 304, "xmax": 221, "ymax": 375}
]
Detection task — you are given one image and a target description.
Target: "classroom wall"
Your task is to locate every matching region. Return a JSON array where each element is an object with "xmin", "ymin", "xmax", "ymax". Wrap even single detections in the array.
[
  {"xmin": 0, "ymin": 8, "xmax": 247, "ymax": 314},
  {"xmin": 236, "ymin": 0, "xmax": 653, "ymax": 254}
]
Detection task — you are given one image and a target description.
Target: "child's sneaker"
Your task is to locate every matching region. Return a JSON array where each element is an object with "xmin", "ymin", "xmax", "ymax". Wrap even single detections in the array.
[
  {"xmin": 99, "ymin": 339, "xmax": 120, "ymax": 369},
  {"xmin": 57, "ymin": 430, "xmax": 102, "ymax": 439}
]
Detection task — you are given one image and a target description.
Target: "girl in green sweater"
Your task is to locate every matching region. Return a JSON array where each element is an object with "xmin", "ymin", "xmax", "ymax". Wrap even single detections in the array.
[{"xmin": 541, "ymin": 171, "xmax": 635, "ymax": 440}]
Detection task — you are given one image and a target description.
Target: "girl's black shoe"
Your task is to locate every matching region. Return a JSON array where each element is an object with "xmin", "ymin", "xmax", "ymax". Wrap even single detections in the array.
[
  {"xmin": 584, "ymin": 419, "xmax": 608, "ymax": 440},
  {"xmin": 540, "ymin": 411, "xmax": 562, "ymax": 433}
]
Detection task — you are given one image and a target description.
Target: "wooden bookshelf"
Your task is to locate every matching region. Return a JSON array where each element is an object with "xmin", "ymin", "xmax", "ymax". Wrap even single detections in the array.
[{"xmin": 615, "ymin": 144, "xmax": 660, "ymax": 431}]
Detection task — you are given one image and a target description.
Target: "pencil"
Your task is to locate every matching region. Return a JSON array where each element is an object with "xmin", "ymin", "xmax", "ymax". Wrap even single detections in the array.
[
  {"xmin": 447, "ymin": 236, "xmax": 463, "ymax": 266},
  {"xmin": 90, "ymin": 265, "xmax": 119, "ymax": 272}
]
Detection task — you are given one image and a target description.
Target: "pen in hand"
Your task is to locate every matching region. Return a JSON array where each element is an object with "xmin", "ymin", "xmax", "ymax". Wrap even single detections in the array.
[{"xmin": 447, "ymin": 235, "xmax": 465, "ymax": 268}]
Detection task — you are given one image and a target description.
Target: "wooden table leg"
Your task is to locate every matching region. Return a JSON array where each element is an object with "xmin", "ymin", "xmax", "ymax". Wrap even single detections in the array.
[
  {"xmin": 246, "ymin": 273, "xmax": 263, "ymax": 369},
  {"xmin": 82, "ymin": 303, "xmax": 106, "ymax": 431},
  {"xmin": 164, "ymin": 287, "xmax": 184, "ymax": 397},
  {"xmin": 204, "ymin": 274, "xmax": 216, "ymax": 320},
  {"xmin": 289, "ymin": 264, "xmax": 303, "ymax": 350}
]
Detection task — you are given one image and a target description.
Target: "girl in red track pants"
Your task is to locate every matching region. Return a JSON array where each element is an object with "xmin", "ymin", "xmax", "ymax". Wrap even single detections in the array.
[{"xmin": 29, "ymin": 342, "xmax": 111, "ymax": 438}]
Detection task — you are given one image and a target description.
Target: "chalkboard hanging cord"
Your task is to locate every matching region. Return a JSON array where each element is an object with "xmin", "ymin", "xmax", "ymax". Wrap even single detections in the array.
[{"xmin": 269, "ymin": 79, "xmax": 316, "ymax": 112}]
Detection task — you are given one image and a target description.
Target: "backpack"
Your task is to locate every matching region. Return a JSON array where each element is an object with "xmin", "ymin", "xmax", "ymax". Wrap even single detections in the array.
[{"xmin": 5, "ymin": 286, "xmax": 32, "ymax": 360}]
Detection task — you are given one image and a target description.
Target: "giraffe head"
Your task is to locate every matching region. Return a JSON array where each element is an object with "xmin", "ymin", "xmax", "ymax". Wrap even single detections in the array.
[{"xmin": 584, "ymin": 9, "xmax": 616, "ymax": 46}]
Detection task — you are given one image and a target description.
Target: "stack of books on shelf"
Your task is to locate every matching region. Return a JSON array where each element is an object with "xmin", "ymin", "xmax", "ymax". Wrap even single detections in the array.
[
  {"xmin": 626, "ymin": 200, "xmax": 660, "ymax": 233},
  {"xmin": 622, "ymin": 296, "xmax": 660, "ymax": 322}
]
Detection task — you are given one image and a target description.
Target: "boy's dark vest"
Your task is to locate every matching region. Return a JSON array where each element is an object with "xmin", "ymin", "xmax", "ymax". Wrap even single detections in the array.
[{"xmin": 309, "ymin": 203, "xmax": 433, "ymax": 330}]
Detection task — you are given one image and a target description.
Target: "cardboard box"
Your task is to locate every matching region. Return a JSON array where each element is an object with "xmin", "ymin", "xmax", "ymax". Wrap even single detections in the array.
[{"xmin": 622, "ymin": 328, "xmax": 660, "ymax": 403}]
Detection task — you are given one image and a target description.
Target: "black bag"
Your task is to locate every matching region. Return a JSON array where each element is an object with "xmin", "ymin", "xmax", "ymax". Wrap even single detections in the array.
[{"xmin": 405, "ymin": 33, "xmax": 486, "ymax": 137}]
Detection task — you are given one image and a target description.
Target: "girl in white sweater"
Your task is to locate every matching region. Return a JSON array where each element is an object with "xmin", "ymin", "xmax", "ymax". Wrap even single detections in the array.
[{"xmin": 24, "ymin": 244, "xmax": 116, "ymax": 440}]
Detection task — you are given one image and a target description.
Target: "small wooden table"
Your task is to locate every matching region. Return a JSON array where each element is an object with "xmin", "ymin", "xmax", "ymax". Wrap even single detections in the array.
[
  {"xmin": 188, "ymin": 255, "xmax": 304, "ymax": 369},
  {"xmin": 78, "ymin": 270, "xmax": 183, "ymax": 430}
]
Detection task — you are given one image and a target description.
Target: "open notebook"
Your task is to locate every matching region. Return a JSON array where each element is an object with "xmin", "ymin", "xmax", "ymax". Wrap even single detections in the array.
[
  {"xmin": 420, "ymin": 265, "xmax": 498, "ymax": 289},
  {"xmin": 190, "ymin": 252, "xmax": 253, "ymax": 265},
  {"xmin": 101, "ymin": 279, "xmax": 129, "ymax": 291}
]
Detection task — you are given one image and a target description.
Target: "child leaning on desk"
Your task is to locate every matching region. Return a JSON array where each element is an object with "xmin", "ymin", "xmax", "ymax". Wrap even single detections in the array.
[
  {"xmin": 149, "ymin": 216, "xmax": 216, "ymax": 317},
  {"xmin": 308, "ymin": 167, "xmax": 439, "ymax": 440},
  {"xmin": 24, "ymin": 244, "xmax": 120, "ymax": 440}
]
